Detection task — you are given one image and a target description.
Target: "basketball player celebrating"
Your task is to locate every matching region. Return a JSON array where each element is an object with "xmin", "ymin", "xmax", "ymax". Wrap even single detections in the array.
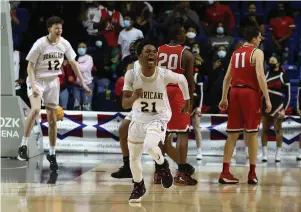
[
  {"xmin": 123, "ymin": 39, "xmax": 190, "ymax": 203},
  {"xmin": 157, "ymin": 23, "xmax": 197, "ymax": 185},
  {"xmin": 218, "ymin": 27, "xmax": 271, "ymax": 185},
  {"xmin": 17, "ymin": 17, "xmax": 92, "ymax": 171}
]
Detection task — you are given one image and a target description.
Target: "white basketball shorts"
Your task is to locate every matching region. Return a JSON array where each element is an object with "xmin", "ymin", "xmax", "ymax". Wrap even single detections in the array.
[
  {"xmin": 125, "ymin": 111, "xmax": 133, "ymax": 121},
  {"xmin": 27, "ymin": 76, "xmax": 60, "ymax": 109},
  {"xmin": 128, "ymin": 119, "xmax": 167, "ymax": 144}
]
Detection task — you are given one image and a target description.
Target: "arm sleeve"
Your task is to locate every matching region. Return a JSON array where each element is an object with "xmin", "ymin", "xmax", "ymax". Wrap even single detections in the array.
[
  {"xmin": 281, "ymin": 72, "xmax": 290, "ymax": 110},
  {"xmin": 123, "ymin": 69, "xmax": 134, "ymax": 91},
  {"xmin": 65, "ymin": 41, "xmax": 77, "ymax": 61},
  {"xmin": 164, "ymin": 69, "xmax": 190, "ymax": 100},
  {"xmin": 26, "ymin": 40, "xmax": 41, "ymax": 64}
]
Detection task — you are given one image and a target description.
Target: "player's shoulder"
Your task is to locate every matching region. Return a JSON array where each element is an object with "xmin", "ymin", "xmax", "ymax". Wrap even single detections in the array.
[
  {"xmin": 59, "ymin": 37, "xmax": 71, "ymax": 46},
  {"xmin": 34, "ymin": 36, "xmax": 47, "ymax": 46}
]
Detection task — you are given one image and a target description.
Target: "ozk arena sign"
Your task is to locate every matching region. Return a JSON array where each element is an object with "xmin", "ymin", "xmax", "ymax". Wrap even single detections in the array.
[{"xmin": 0, "ymin": 117, "xmax": 20, "ymax": 138}]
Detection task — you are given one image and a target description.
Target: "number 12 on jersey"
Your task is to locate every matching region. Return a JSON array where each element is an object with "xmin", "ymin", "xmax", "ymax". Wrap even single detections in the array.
[{"xmin": 234, "ymin": 52, "xmax": 246, "ymax": 68}]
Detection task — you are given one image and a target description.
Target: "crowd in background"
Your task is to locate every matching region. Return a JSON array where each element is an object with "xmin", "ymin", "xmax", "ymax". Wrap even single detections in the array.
[{"xmin": 11, "ymin": 1, "xmax": 301, "ymax": 115}]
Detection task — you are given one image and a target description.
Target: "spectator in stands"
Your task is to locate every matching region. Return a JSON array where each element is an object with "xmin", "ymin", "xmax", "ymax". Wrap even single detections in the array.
[
  {"xmin": 80, "ymin": 1, "xmax": 102, "ymax": 45},
  {"xmin": 204, "ymin": 1, "xmax": 235, "ymax": 35},
  {"xmin": 208, "ymin": 22, "xmax": 233, "ymax": 52},
  {"xmin": 240, "ymin": 3, "xmax": 265, "ymax": 38},
  {"xmin": 185, "ymin": 26, "xmax": 198, "ymax": 49},
  {"xmin": 10, "ymin": 6, "xmax": 19, "ymax": 25},
  {"xmin": 206, "ymin": 45, "xmax": 230, "ymax": 113},
  {"xmin": 135, "ymin": 2, "xmax": 153, "ymax": 36},
  {"xmin": 117, "ymin": 13, "xmax": 143, "ymax": 62},
  {"xmin": 164, "ymin": 1, "xmax": 201, "ymax": 32},
  {"xmin": 268, "ymin": 2, "xmax": 296, "ymax": 64},
  {"xmin": 73, "ymin": 42, "xmax": 94, "ymax": 111}
]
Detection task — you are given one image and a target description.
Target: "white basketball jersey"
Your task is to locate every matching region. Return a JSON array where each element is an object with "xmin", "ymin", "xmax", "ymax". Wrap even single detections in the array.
[
  {"xmin": 124, "ymin": 63, "xmax": 180, "ymax": 123},
  {"xmin": 26, "ymin": 36, "xmax": 76, "ymax": 79}
]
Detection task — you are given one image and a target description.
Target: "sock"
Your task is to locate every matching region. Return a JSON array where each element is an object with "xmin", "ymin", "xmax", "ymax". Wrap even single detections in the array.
[
  {"xmin": 197, "ymin": 148, "xmax": 202, "ymax": 154},
  {"xmin": 250, "ymin": 164, "xmax": 256, "ymax": 174},
  {"xmin": 49, "ymin": 146, "xmax": 55, "ymax": 155},
  {"xmin": 123, "ymin": 156, "xmax": 130, "ymax": 166},
  {"xmin": 20, "ymin": 137, "xmax": 28, "ymax": 146},
  {"xmin": 263, "ymin": 146, "xmax": 267, "ymax": 156},
  {"xmin": 222, "ymin": 162, "xmax": 230, "ymax": 173},
  {"xmin": 276, "ymin": 147, "xmax": 281, "ymax": 155},
  {"xmin": 178, "ymin": 164, "xmax": 187, "ymax": 172}
]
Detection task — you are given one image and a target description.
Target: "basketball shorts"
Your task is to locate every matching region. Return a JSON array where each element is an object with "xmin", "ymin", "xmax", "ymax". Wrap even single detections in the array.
[
  {"xmin": 125, "ymin": 111, "xmax": 133, "ymax": 121},
  {"xmin": 128, "ymin": 119, "xmax": 167, "ymax": 144},
  {"xmin": 166, "ymin": 85, "xmax": 190, "ymax": 132},
  {"xmin": 227, "ymin": 87, "xmax": 262, "ymax": 133},
  {"xmin": 26, "ymin": 76, "xmax": 60, "ymax": 109}
]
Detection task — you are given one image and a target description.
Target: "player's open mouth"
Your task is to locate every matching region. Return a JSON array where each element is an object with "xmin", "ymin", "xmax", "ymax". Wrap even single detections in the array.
[{"xmin": 148, "ymin": 58, "xmax": 155, "ymax": 62}]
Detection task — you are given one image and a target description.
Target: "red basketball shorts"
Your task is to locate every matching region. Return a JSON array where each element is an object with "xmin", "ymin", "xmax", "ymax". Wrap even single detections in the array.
[
  {"xmin": 166, "ymin": 85, "xmax": 190, "ymax": 132},
  {"xmin": 227, "ymin": 87, "xmax": 262, "ymax": 133}
]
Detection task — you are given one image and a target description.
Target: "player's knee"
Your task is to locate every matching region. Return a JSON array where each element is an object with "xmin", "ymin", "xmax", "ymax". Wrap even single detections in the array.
[
  {"xmin": 144, "ymin": 134, "xmax": 160, "ymax": 153},
  {"xmin": 31, "ymin": 108, "xmax": 41, "ymax": 117}
]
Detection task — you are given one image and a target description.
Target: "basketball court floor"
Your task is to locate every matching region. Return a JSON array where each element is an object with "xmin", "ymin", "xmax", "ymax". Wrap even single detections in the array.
[{"xmin": 1, "ymin": 152, "xmax": 301, "ymax": 212}]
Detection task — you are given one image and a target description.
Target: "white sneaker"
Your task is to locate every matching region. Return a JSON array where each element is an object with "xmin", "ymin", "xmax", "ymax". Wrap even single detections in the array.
[
  {"xmin": 196, "ymin": 149, "xmax": 202, "ymax": 160},
  {"xmin": 262, "ymin": 155, "xmax": 267, "ymax": 162}
]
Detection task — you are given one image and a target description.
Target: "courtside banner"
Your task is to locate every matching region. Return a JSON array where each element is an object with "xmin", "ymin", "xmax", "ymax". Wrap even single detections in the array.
[{"xmin": 39, "ymin": 111, "xmax": 301, "ymax": 156}]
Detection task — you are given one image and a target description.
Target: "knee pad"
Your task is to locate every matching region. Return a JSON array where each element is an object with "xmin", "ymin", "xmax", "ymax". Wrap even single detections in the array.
[{"xmin": 144, "ymin": 133, "xmax": 161, "ymax": 152}]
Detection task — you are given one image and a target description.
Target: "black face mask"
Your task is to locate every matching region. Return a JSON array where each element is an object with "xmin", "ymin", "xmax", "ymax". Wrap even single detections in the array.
[{"xmin": 269, "ymin": 64, "xmax": 277, "ymax": 69}]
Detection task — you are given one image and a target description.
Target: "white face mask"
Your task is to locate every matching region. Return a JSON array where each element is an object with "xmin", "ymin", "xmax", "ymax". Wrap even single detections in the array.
[
  {"xmin": 192, "ymin": 48, "xmax": 200, "ymax": 55},
  {"xmin": 186, "ymin": 32, "xmax": 196, "ymax": 39}
]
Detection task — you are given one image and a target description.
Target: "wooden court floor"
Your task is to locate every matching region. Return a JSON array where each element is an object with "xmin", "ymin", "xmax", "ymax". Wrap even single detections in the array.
[{"xmin": 1, "ymin": 153, "xmax": 301, "ymax": 212}]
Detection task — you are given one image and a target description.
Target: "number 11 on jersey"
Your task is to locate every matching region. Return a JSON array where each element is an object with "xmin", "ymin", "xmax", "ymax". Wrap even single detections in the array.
[{"xmin": 234, "ymin": 52, "xmax": 246, "ymax": 68}]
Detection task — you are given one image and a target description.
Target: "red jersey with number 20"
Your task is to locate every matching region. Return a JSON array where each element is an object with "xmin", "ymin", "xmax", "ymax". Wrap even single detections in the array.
[
  {"xmin": 231, "ymin": 45, "xmax": 259, "ymax": 91},
  {"xmin": 157, "ymin": 45, "xmax": 185, "ymax": 75}
]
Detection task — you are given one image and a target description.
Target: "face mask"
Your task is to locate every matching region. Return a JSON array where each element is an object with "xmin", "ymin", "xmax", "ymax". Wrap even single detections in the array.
[
  {"xmin": 216, "ymin": 27, "xmax": 224, "ymax": 34},
  {"xmin": 95, "ymin": 40, "xmax": 103, "ymax": 47},
  {"xmin": 269, "ymin": 63, "xmax": 277, "ymax": 69},
  {"xmin": 78, "ymin": 48, "xmax": 86, "ymax": 56},
  {"xmin": 217, "ymin": 50, "xmax": 226, "ymax": 58},
  {"xmin": 186, "ymin": 32, "xmax": 196, "ymax": 39},
  {"xmin": 124, "ymin": 20, "xmax": 131, "ymax": 28},
  {"xmin": 192, "ymin": 48, "xmax": 199, "ymax": 55}
]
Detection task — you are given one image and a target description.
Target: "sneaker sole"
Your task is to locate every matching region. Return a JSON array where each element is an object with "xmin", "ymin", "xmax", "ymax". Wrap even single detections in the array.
[
  {"xmin": 196, "ymin": 158, "xmax": 202, "ymax": 160},
  {"xmin": 173, "ymin": 179, "xmax": 198, "ymax": 186},
  {"xmin": 262, "ymin": 159, "xmax": 267, "ymax": 162},
  {"xmin": 128, "ymin": 190, "xmax": 146, "ymax": 204},
  {"xmin": 111, "ymin": 175, "xmax": 133, "ymax": 179},
  {"xmin": 218, "ymin": 178, "xmax": 239, "ymax": 184},
  {"xmin": 275, "ymin": 160, "xmax": 281, "ymax": 163},
  {"xmin": 248, "ymin": 180, "xmax": 258, "ymax": 185},
  {"xmin": 161, "ymin": 175, "xmax": 174, "ymax": 189},
  {"xmin": 17, "ymin": 155, "xmax": 28, "ymax": 161}
]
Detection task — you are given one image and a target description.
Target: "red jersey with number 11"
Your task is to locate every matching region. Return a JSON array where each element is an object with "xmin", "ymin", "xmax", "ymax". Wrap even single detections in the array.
[
  {"xmin": 157, "ymin": 44, "xmax": 185, "ymax": 75},
  {"xmin": 231, "ymin": 45, "xmax": 259, "ymax": 91}
]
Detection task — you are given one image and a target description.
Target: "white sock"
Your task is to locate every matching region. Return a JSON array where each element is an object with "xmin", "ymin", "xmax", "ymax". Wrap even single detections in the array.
[
  {"xmin": 20, "ymin": 137, "xmax": 28, "ymax": 146},
  {"xmin": 263, "ymin": 146, "xmax": 267, "ymax": 156},
  {"xmin": 49, "ymin": 146, "xmax": 56, "ymax": 155},
  {"xmin": 276, "ymin": 147, "xmax": 282, "ymax": 155},
  {"xmin": 128, "ymin": 143, "xmax": 144, "ymax": 183},
  {"xmin": 197, "ymin": 148, "xmax": 202, "ymax": 154}
]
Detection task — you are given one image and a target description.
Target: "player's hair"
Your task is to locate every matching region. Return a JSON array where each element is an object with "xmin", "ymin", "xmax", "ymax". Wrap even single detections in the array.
[
  {"xmin": 46, "ymin": 16, "xmax": 64, "ymax": 28},
  {"xmin": 131, "ymin": 37, "xmax": 144, "ymax": 56},
  {"xmin": 168, "ymin": 23, "xmax": 184, "ymax": 41},
  {"xmin": 243, "ymin": 27, "xmax": 260, "ymax": 42},
  {"xmin": 136, "ymin": 39, "xmax": 158, "ymax": 56},
  {"xmin": 248, "ymin": 2, "xmax": 256, "ymax": 7}
]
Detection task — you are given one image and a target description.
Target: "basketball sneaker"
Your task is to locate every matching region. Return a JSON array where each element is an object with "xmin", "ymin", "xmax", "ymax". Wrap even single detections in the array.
[
  {"xmin": 248, "ymin": 172, "xmax": 258, "ymax": 185},
  {"xmin": 153, "ymin": 163, "xmax": 163, "ymax": 184},
  {"xmin": 196, "ymin": 148, "xmax": 202, "ymax": 160},
  {"xmin": 129, "ymin": 179, "xmax": 146, "ymax": 203},
  {"xmin": 46, "ymin": 153, "xmax": 58, "ymax": 172},
  {"xmin": 47, "ymin": 172, "xmax": 58, "ymax": 184},
  {"xmin": 111, "ymin": 164, "xmax": 132, "ymax": 178},
  {"xmin": 275, "ymin": 154, "xmax": 281, "ymax": 163},
  {"xmin": 186, "ymin": 163, "xmax": 195, "ymax": 175},
  {"xmin": 174, "ymin": 170, "xmax": 198, "ymax": 185},
  {"xmin": 17, "ymin": 145, "xmax": 29, "ymax": 161},
  {"xmin": 218, "ymin": 172, "xmax": 239, "ymax": 184}
]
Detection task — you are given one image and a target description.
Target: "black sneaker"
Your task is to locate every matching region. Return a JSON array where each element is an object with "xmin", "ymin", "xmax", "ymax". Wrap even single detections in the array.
[
  {"xmin": 186, "ymin": 163, "xmax": 195, "ymax": 176},
  {"xmin": 17, "ymin": 145, "xmax": 29, "ymax": 161},
  {"xmin": 159, "ymin": 159, "xmax": 173, "ymax": 189},
  {"xmin": 111, "ymin": 165, "xmax": 132, "ymax": 178},
  {"xmin": 47, "ymin": 172, "xmax": 58, "ymax": 184},
  {"xmin": 129, "ymin": 179, "xmax": 146, "ymax": 203},
  {"xmin": 46, "ymin": 154, "xmax": 58, "ymax": 172}
]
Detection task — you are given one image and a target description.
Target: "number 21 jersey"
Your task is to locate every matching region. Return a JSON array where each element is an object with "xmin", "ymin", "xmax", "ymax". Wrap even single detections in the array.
[
  {"xmin": 231, "ymin": 45, "xmax": 259, "ymax": 91},
  {"xmin": 26, "ymin": 36, "xmax": 76, "ymax": 79}
]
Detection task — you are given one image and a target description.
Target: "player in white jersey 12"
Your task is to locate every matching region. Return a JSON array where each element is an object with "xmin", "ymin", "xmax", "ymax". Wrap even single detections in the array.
[
  {"xmin": 122, "ymin": 39, "xmax": 190, "ymax": 203},
  {"xmin": 17, "ymin": 16, "xmax": 92, "ymax": 171}
]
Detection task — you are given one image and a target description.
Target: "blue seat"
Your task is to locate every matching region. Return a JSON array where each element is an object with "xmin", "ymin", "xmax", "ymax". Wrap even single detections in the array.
[{"xmin": 282, "ymin": 65, "xmax": 299, "ymax": 79}]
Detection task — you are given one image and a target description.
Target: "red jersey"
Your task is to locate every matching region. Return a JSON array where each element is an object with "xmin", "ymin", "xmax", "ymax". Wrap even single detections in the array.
[
  {"xmin": 269, "ymin": 16, "xmax": 296, "ymax": 39},
  {"xmin": 231, "ymin": 45, "xmax": 259, "ymax": 91},
  {"xmin": 157, "ymin": 44, "xmax": 185, "ymax": 75}
]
